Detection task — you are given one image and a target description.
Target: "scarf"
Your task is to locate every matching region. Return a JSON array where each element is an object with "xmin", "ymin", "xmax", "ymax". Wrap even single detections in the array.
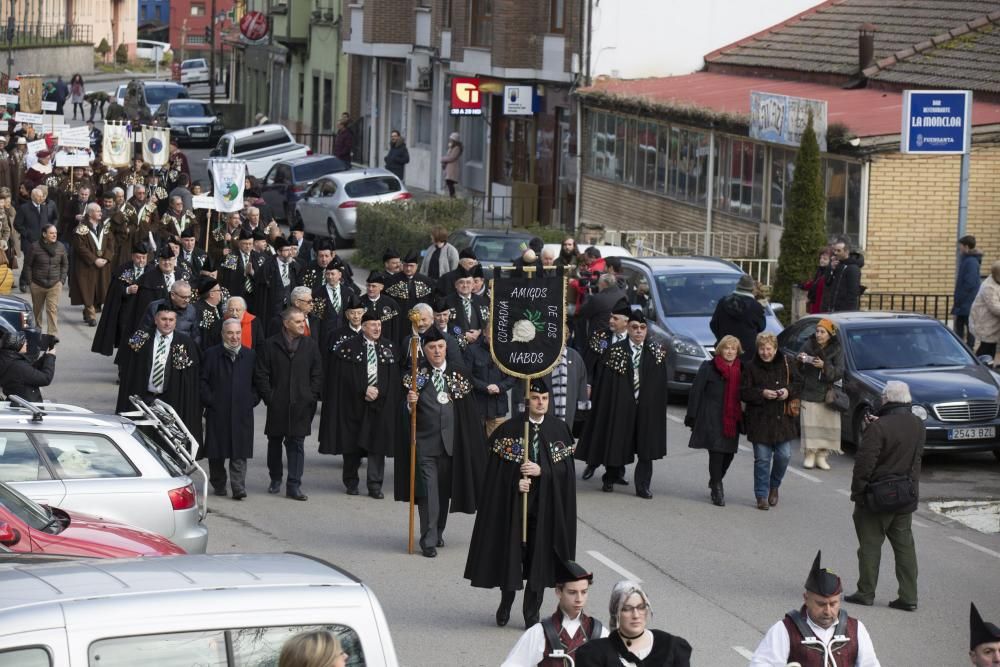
[
  {"xmin": 714, "ymin": 355, "xmax": 742, "ymax": 439},
  {"xmin": 240, "ymin": 313, "xmax": 255, "ymax": 349},
  {"xmin": 40, "ymin": 239, "xmax": 59, "ymax": 257},
  {"xmin": 223, "ymin": 344, "xmax": 240, "ymax": 360}
]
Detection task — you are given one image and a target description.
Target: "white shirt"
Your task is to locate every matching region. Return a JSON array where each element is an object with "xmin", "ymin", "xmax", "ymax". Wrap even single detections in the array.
[
  {"xmin": 749, "ymin": 614, "xmax": 880, "ymax": 667},
  {"xmin": 501, "ymin": 612, "xmax": 609, "ymax": 667},
  {"xmin": 146, "ymin": 331, "xmax": 174, "ymax": 394}
]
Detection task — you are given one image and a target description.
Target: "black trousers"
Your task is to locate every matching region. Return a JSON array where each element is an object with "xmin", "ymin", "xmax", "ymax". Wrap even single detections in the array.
[
  {"xmin": 343, "ymin": 453, "xmax": 385, "ymax": 491},
  {"xmin": 954, "ymin": 315, "xmax": 975, "ymax": 349},
  {"xmin": 708, "ymin": 451, "xmax": 735, "ymax": 485},
  {"xmin": 976, "ymin": 341, "xmax": 996, "ymax": 360},
  {"xmin": 267, "ymin": 435, "xmax": 305, "ymax": 493},
  {"xmin": 209, "ymin": 457, "xmax": 247, "ymax": 494}
]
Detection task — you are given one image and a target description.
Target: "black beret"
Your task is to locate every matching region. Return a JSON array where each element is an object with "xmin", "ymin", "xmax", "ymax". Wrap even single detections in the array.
[
  {"xmin": 459, "ymin": 247, "xmax": 477, "ymax": 260},
  {"xmin": 361, "ymin": 309, "xmax": 380, "ymax": 323},
  {"xmin": 180, "ymin": 227, "xmax": 196, "ymax": 238}
]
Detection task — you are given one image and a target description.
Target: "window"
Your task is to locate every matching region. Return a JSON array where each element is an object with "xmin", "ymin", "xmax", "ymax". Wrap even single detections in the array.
[
  {"xmin": 468, "ymin": 0, "xmax": 492, "ymax": 47},
  {"xmin": 187, "ymin": 35, "xmax": 206, "ymax": 44},
  {"xmin": 298, "ymin": 73, "xmax": 304, "ymax": 118},
  {"xmin": 191, "ymin": 4, "xmax": 205, "ymax": 15},
  {"xmin": 140, "ymin": 5, "xmax": 146, "ymax": 20},
  {"xmin": 233, "ymin": 129, "xmax": 294, "ymax": 155},
  {"xmin": 388, "ymin": 62, "xmax": 406, "ymax": 140},
  {"xmin": 414, "ymin": 103, "xmax": 432, "ymax": 146},
  {"xmin": 322, "ymin": 77, "xmax": 333, "ymax": 131},
  {"xmin": 443, "ymin": 0, "xmax": 452, "ymax": 28},
  {"xmin": 35, "ymin": 433, "xmax": 137, "ymax": 479},
  {"xmin": 155, "ymin": 5, "xmax": 161, "ymax": 20},
  {"xmin": 0, "ymin": 432, "xmax": 50, "ymax": 482},
  {"xmin": 345, "ymin": 176, "xmax": 402, "ymax": 197},
  {"xmin": 0, "ymin": 647, "xmax": 50, "ymax": 667},
  {"xmin": 550, "ymin": 0, "xmax": 565, "ymax": 33}
]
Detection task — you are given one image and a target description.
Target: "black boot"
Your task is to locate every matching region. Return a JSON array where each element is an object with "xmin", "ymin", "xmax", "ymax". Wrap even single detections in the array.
[
  {"xmin": 522, "ymin": 588, "xmax": 543, "ymax": 628},
  {"xmin": 496, "ymin": 590, "xmax": 515, "ymax": 627},
  {"xmin": 710, "ymin": 481, "xmax": 725, "ymax": 507}
]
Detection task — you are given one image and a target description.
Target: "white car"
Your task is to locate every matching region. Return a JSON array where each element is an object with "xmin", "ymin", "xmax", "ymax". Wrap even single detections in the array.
[
  {"xmin": 180, "ymin": 58, "xmax": 210, "ymax": 86},
  {"xmin": 542, "ymin": 242, "xmax": 632, "ymax": 261},
  {"xmin": 295, "ymin": 168, "xmax": 410, "ymax": 244},
  {"xmin": 135, "ymin": 40, "xmax": 171, "ymax": 63},
  {"xmin": 209, "ymin": 124, "xmax": 311, "ymax": 180}
]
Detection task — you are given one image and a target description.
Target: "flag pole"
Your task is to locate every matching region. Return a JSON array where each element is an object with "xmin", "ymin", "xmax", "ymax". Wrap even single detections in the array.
[{"xmin": 407, "ymin": 309, "xmax": 421, "ymax": 554}]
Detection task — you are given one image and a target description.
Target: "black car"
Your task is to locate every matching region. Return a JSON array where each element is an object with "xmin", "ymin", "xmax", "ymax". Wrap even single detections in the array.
[
  {"xmin": 448, "ymin": 228, "xmax": 536, "ymax": 268},
  {"xmin": 152, "ymin": 99, "xmax": 225, "ymax": 146},
  {"xmin": 261, "ymin": 155, "xmax": 350, "ymax": 222},
  {"xmin": 779, "ymin": 312, "xmax": 1000, "ymax": 458},
  {"xmin": 0, "ymin": 295, "xmax": 40, "ymax": 356}
]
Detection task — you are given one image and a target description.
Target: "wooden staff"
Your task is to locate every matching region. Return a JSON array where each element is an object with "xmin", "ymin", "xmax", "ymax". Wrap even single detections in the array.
[
  {"xmin": 522, "ymin": 375, "xmax": 531, "ymax": 544},
  {"xmin": 204, "ymin": 209, "xmax": 212, "ymax": 252},
  {"xmin": 407, "ymin": 308, "xmax": 421, "ymax": 554}
]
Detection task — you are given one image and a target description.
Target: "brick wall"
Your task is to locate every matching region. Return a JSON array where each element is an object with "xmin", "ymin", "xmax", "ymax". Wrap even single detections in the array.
[
  {"xmin": 363, "ymin": 0, "xmax": 415, "ymax": 44},
  {"xmin": 865, "ymin": 146, "xmax": 1000, "ymax": 295},
  {"xmin": 490, "ymin": 0, "xmax": 543, "ymax": 69}
]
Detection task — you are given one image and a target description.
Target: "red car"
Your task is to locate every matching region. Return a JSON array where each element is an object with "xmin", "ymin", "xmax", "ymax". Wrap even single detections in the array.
[{"xmin": 0, "ymin": 482, "xmax": 185, "ymax": 558}]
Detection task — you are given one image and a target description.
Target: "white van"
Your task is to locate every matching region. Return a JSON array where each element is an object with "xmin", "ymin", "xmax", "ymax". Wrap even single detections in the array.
[
  {"xmin": 0, "ymin": 553, "xmax": 400, "ymax": 666},
  {"xmin": 209, "ymin": 124, "xmax": 311, "ymax": 180}
]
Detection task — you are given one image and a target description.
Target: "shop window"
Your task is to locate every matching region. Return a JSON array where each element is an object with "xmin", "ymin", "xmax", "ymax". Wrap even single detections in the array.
[{"xmin": 191, "ymin": 4, "xmax": 205, "ymax": 15}]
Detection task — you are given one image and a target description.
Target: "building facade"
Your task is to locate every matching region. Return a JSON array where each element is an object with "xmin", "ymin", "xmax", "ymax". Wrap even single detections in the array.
[
  {"xmin": 168, "ymin": 0, "xmax": 235, "ymax": 62},
  {"xmin": 0, "ymin": 0, "xmax": 137, "ymax": 56}
]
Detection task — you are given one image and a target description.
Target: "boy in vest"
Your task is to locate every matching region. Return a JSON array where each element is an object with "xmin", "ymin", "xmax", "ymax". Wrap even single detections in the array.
[{"xmin": 501, "ymin": 560, "xmax": 608, "ymax": 666}]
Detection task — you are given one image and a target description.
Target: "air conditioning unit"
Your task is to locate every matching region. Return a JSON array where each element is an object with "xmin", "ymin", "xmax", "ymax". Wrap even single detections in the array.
[{"xmin": 407, "ymin": 52, "xmax": 432, "ymax": 91}]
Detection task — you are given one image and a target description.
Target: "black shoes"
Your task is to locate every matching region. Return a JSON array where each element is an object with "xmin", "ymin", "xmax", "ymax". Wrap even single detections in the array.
[
  {"xmin": 710, "ymin": 483, "xmax": 725, "ymax": 507},
  {"xmin": 286, "ymin": 492, "xmax": 308, "ymax": 501},
  {"xmin": 635, "ymin": 488, "xmax": 652, "ymax": 499},
  {"xmin": 601, "ymin": 481, "xmax": 614, "ymax": 492},
  {"xmin": 422, "ymin": 547, "xmax": 437, "ymax": 558},
  {"xmin": 496, "ymin": 591, "xmax": 515, "ymax": 627},
  {"xmin": 888, "ymin": 599, "xmax": 917, "ymax": 612},
  {"xmin": 346, "ymin": 486, "xmax": 359, "ymax": 496},
  {"xmin": 582, "ymin": 465, "xmax": 596, "ymax": 480},
  {"xmin": 232, "ymin": 491, "xmax": 246, "ymax": 501},
  {"xmin": 844, "ymin": 593, "xmax": 874, "ymax": 606},
  {"xmin": 437, "ymin": 537, "xmax": 445, "ymax": 548},
  {"xmin": 368, "ymin": 488, "xmax": 384, "ymax": 499},
  {"xmin": 267, "ymin": 480, "xmax": 281, "ymax": 494},
  {"xmin": 212, "ymin": 487, "xmax": 228, "ymax": 497},
  {"xmin": 614, "ymin": 475, "xmax": 629, "ymax": 486}
]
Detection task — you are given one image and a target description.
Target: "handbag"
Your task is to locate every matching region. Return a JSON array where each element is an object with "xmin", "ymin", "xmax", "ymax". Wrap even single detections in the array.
[
  {"xmin": 783, "ymin": 357, "xmax": 800, "ymax": 417},
  {"xmin": 825, "ymin": 385, "xmax": 849, "ymax": 412},
  {"xmin": 0, "ymin": 266, "xmax": 12, "ymax": 295},
  {"xmin": 864, "ymin": 443, "xmax": 920, "ymax": 513}
]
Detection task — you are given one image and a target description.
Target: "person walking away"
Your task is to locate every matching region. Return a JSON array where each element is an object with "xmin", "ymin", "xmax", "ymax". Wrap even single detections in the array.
[
  {"xmin": 969, "ymin": 260, "xmax": 1000, "ymax": 363},
  {"xmin": 685, "ymin": 335, "xmax": 742, "ymax": 507},
  {"xmin": 750, "ymin": 550, "xmax": 880, "ymax": 666},
  {"xmin": 200, "ymin": 319, "xmax": 260, "ymax": 500},
  {"xmin": 741, "ymin": 331, "xmax": 800, "ymax": 510},
  {"xmin": 0, "ymin": 331, "xmax": 55, "ymax": 401},
  {"xmin": 709, "ymin": 273, "xmax": 765, "ymax": 362},
  {"xmin": 441, "ymin": 132, "xmax": 463, "ymax": 198},
  {"xmin": 384, "ymin": 130, "xmax": 410, "ymax": 182},
  {"xmin": 69, "ymin": 74, "xmax": 86, "ymax": 121},
  {"xmin": 954, "ymin": 235, "xmax": 983, "ymax": 349},
  {"xmin": 824, "ymin": 238, "xmax": 864, "ymax": 312},
  {"xmin": 24, "ymin": 224, "xmax": 67, "ymax": 335},
  {"xmin": 844, "ymin": 380, "xmax": 923, "ymax": 612},
  {"xmin": 969, "ymin": 603, "xmax": 1000, "ymax": 667},
  {"xmin": 797, "ymin": 318, "xmax": 844, "ymax": 470},
  {"xmin": 501, "ymin": 561, "xmax": 608, "ymax": 666}
]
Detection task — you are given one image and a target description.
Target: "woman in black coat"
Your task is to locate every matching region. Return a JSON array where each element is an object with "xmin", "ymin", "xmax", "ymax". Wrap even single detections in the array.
[
  {"xmin": 741, "ymin": 331, "xmax": 800, "ymax": 511},
  {"xmin": 0, "ymin": 332, "xmax": 55, "ymax": 401},
  {"xmin": 685, "ymin": 335, "xmax": 742, "ymax": 507}
]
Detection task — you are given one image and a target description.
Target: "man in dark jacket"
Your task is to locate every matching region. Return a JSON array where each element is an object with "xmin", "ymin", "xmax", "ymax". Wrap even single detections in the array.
[
  {"xmin": 384, "ymin": 130, "xmax": 410, "ymax": 182},
  {"xmin": 14, "ymin": 188, "xmax": 58, "ymax": 291},
  {"xmin": 824, "ymin": 239, "xmax": 864, "ymax": 312},
  {"xmin": 710, "ymin": 274, "xmax": 765, "ymax": 361},
  {"xmin": 24, "ymin": 224, "xmax": 68, "ymax": 336},
  {"xmin": 0, "ymin": 331, "xmax": 55, "ymax": 401},
  {"xmin": 953, "ymin": 235, "xmax": 982, "ymax": 348},
  {"xmin": 255, "ymin": 306, "xmax": 323, "ymax": 501},
  {"xmin": 575, "ymin": 273, "xmax": 627, "ymax": 345},
  {"xmin": 845, "ymin": 380, "xmax": 923, "ymax": 612}
]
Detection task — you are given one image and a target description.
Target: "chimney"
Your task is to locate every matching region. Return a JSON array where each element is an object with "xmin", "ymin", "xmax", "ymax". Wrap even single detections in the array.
[{"xmin": 859, "ymin": 23, "xmax": 877, "ymax": 72}]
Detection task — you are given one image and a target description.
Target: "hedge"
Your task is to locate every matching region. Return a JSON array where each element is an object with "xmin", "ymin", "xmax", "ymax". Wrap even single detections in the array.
[{"xmin": 354, "ymin": 198, "xmax": 470, "ymax": 270}]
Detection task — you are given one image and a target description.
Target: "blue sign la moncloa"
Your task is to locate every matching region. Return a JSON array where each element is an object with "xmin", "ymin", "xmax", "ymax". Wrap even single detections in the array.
[{"xmin": 901, "ymin": 90, "xmax": 972, "ymax": 155}]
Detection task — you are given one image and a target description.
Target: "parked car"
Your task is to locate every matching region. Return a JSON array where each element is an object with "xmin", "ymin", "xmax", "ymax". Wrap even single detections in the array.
[
  {"xmin": 179, "ymin": 57, "xmax": 210, "ymax": 85},
  {"xmin": 114, "ymin": 80, "xmax": 189, "ymax": 117},
  {"xmin": 152, "ymin": 98, "xmax": 225, "ymax": 146},
  {"xmin": 261, "ymin": 155, "xmax": 350, "ymax": 222},
  {"xmin": 209, "ymin": 124, "xmax": 311, "ymax": 180},
  {"xmin": 0, "ymin": 481, "xmax": 184, "ymax": 558},
  {"xmin": 448, "ymin": 228, "xmax": 537, "ymax": 268},
  {"xmin": 616, "ymin": 256, "xmax": 783, "ymax": 392},
  {"xmin": 0, "ymin": 294, "xmax": 40, "ymax": 356},
  {"xmin": 295, "ymin": 168, "xmax": 410, "ymax": 244},
  {"xmin": 779, "ymin": 312, "xmax": 1000, "ymax": 458},
  {"xmin": 0, "ymin": 399, "xmax": 208, "ymax": 553},
  {"xmin": 135, "ymin": 40, "xmax": 172, "ymax": 63},
  {"xmin": 0, "ymin": 553, "xmax": 400, "ymax": 665}
]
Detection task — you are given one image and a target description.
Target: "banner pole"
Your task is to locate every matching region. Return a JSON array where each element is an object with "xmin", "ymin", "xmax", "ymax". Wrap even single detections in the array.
[
  {"xmin": 521, "ymin": 375, "xmax": 530, "ymax": 545},
  {"xmin": 407, "ymin": 310, "xmax": 421, "ymax": 554}
]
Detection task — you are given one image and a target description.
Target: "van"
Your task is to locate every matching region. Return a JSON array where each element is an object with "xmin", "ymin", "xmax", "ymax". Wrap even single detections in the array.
[
  {"xmin": 0, "ymin": 552, "xmax": 400, "ymax": 666},
  {"xmin": 209, "ymin": 124, "xmax": 310, "ymax": 179}
]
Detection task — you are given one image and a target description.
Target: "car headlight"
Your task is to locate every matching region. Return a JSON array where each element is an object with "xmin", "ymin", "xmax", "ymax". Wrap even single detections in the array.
[
  {"xmin": 911, "ymin": 405, "xmax": 928, "ymax": 420},
  {"xmin": 671, "ymin": 335, "xmax": 704, "ymax": 358}
]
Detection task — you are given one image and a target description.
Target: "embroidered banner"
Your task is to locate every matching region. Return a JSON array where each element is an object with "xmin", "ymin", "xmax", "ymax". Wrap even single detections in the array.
[
  {"xmin": 489, "ymin": 268, "xmax": 567, "ymax": 379},
  {"xmin": 210, "ymin": 159, "xmax": 247, "ymax": 213},
  {"xmin": 103, "ymin": 122, "xmax": 132, "ymax": 167}
]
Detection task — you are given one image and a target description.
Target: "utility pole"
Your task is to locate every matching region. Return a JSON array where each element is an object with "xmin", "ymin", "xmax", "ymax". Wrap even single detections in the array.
[
  {"xmin": 180, "ymin": 19, "xmax": 188, "ymax": 63},
  {"xmin": 6, "ymin": 1, "xmax": 15, "ymax": 86},
  {"xmin": 208, "ymin": 0, "xmax": 216, "ymax": 106}
]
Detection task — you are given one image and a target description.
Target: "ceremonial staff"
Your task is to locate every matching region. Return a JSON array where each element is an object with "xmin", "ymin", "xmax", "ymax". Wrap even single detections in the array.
[{"xmin": 407, "ymin": 308, "xmax": 421, "ymax": 554}]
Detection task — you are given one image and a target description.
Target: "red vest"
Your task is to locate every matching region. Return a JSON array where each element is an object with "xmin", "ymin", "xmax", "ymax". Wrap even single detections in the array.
[
  {"xmin": 782, "ymin": 607, "xmax": 860, "ymax": 667},
  {"xmin": 539, "ymin": 610, "xmax": 599, "ymax": 667}
]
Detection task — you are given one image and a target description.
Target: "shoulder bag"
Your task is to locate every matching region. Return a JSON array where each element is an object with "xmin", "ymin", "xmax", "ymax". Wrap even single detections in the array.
[
  {"xmin": 864, "ymin": 440, "xmax": 920, "ymax": 513},
  {"xmin": 825, "ymin": 384, "xmax": 850, "ymax": 412},
  {"xmin": 783, "ymin": 357, "xmax": 800, "ymax": 417}
]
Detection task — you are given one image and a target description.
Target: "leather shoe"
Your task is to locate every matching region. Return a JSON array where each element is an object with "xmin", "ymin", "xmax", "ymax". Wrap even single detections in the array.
[
  {"xmin": 601, "ymin": 482, "xmax": 614, "ymax": 492},
  {"xmin": 635, "ymin": 488, "xmax": 652, "ymax": 499},
  {"xmin": 212, "ymin": 487, "xmax": 228, "ymax": 497},
  {"xmin": 267, "ymin": 480, "xmax": 281, "ymax": 494},
  {"xmin": 436, "ymin": 538, "xmax": 444, "ymax": 548},
  {"xmin": 756, "ymin": 497, "xmax": 770, "ymax": 510},
  {"xmin": 844, "ymin": 593, "xmax": 874, "ymax": 606},
  {"xmin": 232, "ymin": 492, "xmax": 246, "ymax": 501},
  {"xmin": 368, "ymin": 488, "xmax": 384, "ymax": 499},
  {"xmin": 888, "ymin": 599, "xmax": 917, "ymax": 612},
  {"xmin": 768, "ymin": 487, "xmax": 779, "ymax": 506},
  {"xmin": 524, "ymin": 613, "xmax": 539, "ymax": 629},
  {"xmin": 346, "ymin": 486, "xmax": 359, "ymax": 496},
  {"xmin": 582, "ymin": 465, "xmax": 596, "ymax": 480},
  {"xmin": 421, "ymin": 547, "xmax": 437, "ymax": 558},
  {"xmin": 614, "ymin": 475, "xmax": 629, "ymax": 485},
  {"xmin": 710, "ymin": 483, "xmax": 725, "ymax": 507},
  {"xmin": 286, "ymin": 492, "xmax": 308, "ymax": 501},
  {"xmin": 496, "ymin": 592, "xmax": 515, "ymax": 627}
]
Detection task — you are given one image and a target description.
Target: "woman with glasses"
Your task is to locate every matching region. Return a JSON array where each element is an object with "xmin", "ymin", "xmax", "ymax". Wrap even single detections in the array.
[{"xmin": 575, "ymin": 580, "xmax": 692, "ymax": 666}]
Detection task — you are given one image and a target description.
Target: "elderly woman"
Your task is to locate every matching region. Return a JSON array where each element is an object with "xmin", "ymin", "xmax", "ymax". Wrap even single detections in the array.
[
  {"xmin": 685, "ymin": 335, "xmax": 743, "ymax": 507},
  {"xmin": 969, "ymin": 259, "xmax": 1000, "ymax": 363},
  {"xmin": 797, "ymin": 318, "xmax": 844, "ymax": 470},
  {"xmin": 278, "ymin": 630, "xmax": 347, "ymax": 667},
  {"xmin": 741, "ymin": 331, "xmax": 800, "ymax": 510},
  {"xmin": 575, "ymin": 580, "xmax": 692, "ymax": 666}
]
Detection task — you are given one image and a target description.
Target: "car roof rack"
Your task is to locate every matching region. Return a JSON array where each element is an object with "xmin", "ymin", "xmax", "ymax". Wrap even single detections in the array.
[
  {"xmin": 4, "ymin": 395, "xmax": 46, "ymax": 422},
  {"xmin": 0, "ymin": 399, "xmax": 94, "ymax": 416}
]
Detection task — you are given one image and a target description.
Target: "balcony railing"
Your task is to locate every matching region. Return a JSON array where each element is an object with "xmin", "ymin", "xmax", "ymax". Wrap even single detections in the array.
[
  {"xmin": 604, "ymin": 229, "xmax": 759, "ymax": 258},
  {"xmin": 6, "ymin": 22, "xmax": 92, "ymax": 46}
]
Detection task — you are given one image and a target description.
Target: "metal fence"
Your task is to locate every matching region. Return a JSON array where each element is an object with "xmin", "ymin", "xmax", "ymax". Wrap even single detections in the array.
[
  {"xmin": 292, "ymin": 131, "xmax": 337, "ymax": 156},
  {"xmin": 6, "ymin": 22, "xmax": 91, "ymax": 46},
  {"xmin": 604, "ymin": 229, "xmax": 759, "ymax": 259},
  {"xmin": 861, "ymin": 292, "xmax": 953, "ymax": 322},
  {"xmin": 727, "ymin": 258, "xmax": 777, "ymax": 286}
]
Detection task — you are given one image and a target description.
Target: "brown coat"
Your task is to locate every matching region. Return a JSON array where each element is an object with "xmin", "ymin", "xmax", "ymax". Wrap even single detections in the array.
[{"xmin": 69, "ymin": 220, "xmax": 116, "ymax": 306}]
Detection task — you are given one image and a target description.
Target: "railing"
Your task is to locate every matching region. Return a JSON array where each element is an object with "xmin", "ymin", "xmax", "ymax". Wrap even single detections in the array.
[
  {"xmin": 604, "ymin": 229, "xmax": 759, "ymax": 258},
  {"xmin": 726, "ymin": 258, "xmax": 777, "ymax": 286},
  {"xmin": 292, "ymin": 131, "xmax": 337, "ymax": 157},
  {"xmin": 861, "ymin": 292, "xmax": 952, "ymax": 322},
  {"xmin": 468, "ymin": 193, "xmax": 560, "ymax": 229},
  {"xmin": 6, "ymin": 23, "xmax": 92, "ymax": 46}
]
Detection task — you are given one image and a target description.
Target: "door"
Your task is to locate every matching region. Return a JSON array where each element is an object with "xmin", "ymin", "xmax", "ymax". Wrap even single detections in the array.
[{"xmin": 0, "ymin": 431, "xmax": 66, "ymax": 507}]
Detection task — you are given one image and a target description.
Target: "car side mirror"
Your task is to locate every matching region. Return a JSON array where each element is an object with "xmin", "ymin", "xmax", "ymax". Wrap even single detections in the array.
[
  {"xmin": 0, "ymin": 521, "xmax": 21, "ymax": 547},
  {"xmin": 978, "ymin": 354, "xmax": 993, "ymax": 366}
]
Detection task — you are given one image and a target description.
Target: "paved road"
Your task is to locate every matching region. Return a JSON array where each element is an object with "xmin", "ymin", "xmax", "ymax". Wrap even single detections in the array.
[{"xmin": 27, "ymin": 242, "xmax": 999, "ymax": 666}]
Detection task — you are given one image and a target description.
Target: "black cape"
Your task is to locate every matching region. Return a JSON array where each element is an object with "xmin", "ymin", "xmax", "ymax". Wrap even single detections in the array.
[
  {"xmin": 91, "ymin": 263, "xmax": 145, "ymax": 356},
  {"xmin": 131, "ymin": 266, "xmax": 192, "ymax": 333},
  {"xmin": 194, "ymin": 301, "xmax": 224, "ymax": 351},
  {"xmin": 384, "ymin": 272, "xmax": 436, "ymax": 317},
  {"xmin": 575, "ymin": 339, "xmax": 669, "ymax": 466},
  {"xmin": 361, "ymin": 295, "xmax": 402, "ymax": 352},
  {"xmin": 393, "ymin": 364, "xmax": 486, "ymax": 514},
  {"xmin": 575, "ymin": 630, "xmax": 692, "ymax": 667},
  {"xmin": 464, "ymin": 415, "xmax": 577, "ymax": 592},
  {"xmin": 318, "ymin": 335, "xmax": 399, "ymax": 456}
]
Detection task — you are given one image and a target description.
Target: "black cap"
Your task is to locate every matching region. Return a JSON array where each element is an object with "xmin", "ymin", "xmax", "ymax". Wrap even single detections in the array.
[
  {"xmin": 344, "ymin": 294, "xmax": 365, "ymax": 311},
  {"xmin": 252, "ymin": 229, "xmax": 268, "ymax": 241},
  {"xmin": 180, "ymin": 226, "xmax": 196, "ymax": 238},
  {"xmin": 612, "ymin": 300, "xmax": 631, "ymax": 317},
  {"xmin": 273, "ymin": 237, "xmax": 289, "ymax": 250},
  {"xmin": 132, "ymin": 241, "xmax": 150, "ymax": 255},
  {"xmin": 971, "ymin": 603, "xmax": 1000, "ymax": 651},
  {"xmin": 421, "ymin": 326, "xmax": 444, "ymax": 344},
  {"xmin": 470, "ymin": 264, "xmax": 484, "ymax": 279},
  {"xmin": 324, "ymin": 263, "xmax": 342, "ymax": 273},
  {"xmin": 366, "ymin": 272, "xmax": 385, "ymax": 285},
  {"xmin": 554, "ymin": 559, "xmax": 593, "ymax": 585},
  {"xmin": 157, "ymin": 246, "xmax": 175, "ymax": 260},
  {"xmin": 238, "ymin": 228, "xmax": 254, "ymax": 241},
  {"xmin": 382, "ymin": 248, "xmax": 400, "ymax": 262},
  {"xmin": 453, "ymin": 265, "xmax": 472, "ymax": 281},
  {"xmin": 155, "ymin": 302, "xmax": 173, "ymax": 313},
  {"xmin": 314, "ymin": 237, "xmax": 334, "ymax": 252},
  {"xmin": 197, "ymin": 278, "xmax": 218, "ymax": 295},
  {"xmin": 403, "ymin": 250, "xmax": 420, "ymax": 264},
  {"xmin": 459, "ymin": 247, "xmax": 477, "ymax": 260},
  {"xmin": 804, "ymin": 550, "xmax": 842, "ymax": 597},
  {"xmin": 628, "ymin": 309, "xmax": 646, "ymax": 324},
  {"xmin": 361, "ymin": 309, "xmax": 380, "ymax": 323},
  {"xmin": 432, "ymin": 297, "xmax": 451, "ymax": 314},
  {"xmin": 289, "ymin": 218, "xmax": 304, "ymax": 232},
  {"xmin": 165, "ymin": 236, "xmax": 180, "ymax": 247},
  {"xmin": 529, "ymin": 377, "xmax": 551, "ymax": 395},
  {"xmin": 529, "ymin": 236, "xmax": 543, "ymax": 253}
]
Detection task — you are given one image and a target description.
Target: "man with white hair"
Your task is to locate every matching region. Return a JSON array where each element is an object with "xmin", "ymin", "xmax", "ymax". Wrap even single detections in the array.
[
  {"xmin": 70, "ymin": 202, "xmax": 116, "ymax": 326},
  {"xmin": 844, "ymin": 380, "xmax": 923, "ymax": 613}
]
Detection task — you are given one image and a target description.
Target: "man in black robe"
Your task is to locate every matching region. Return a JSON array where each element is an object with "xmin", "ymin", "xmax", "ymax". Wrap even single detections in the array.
[
  {"xmin": 446, "ymin": 266, "xmax": 490, "ymax": 348},
  {"xmin": 193, "ymin": 277, "xmax": 225, "ymax": 351},
  {"xmin": 252, "ymin": 236, "xmax": 300, "ymax": 325},
  {"xmin": 319, "ymin": 309, "xmax": 400, "ymax": 498},
  {"xmin": 218, "ymin": 228, "xmax": 256, "ymax": 300},
  {"xmin": 200, "ymin": 318, "xmax": 260, "ymax": 499},
  {"xmin": 385, "ymin": 249, "xmax": 435, "ymax": 320},
  {"xmin": 465, "ymin": 377, "xmax": 577, "ymax": 629},
  {"xmin": 575, "ymin": 310, "xmax": 669, "ymax": 499},
  {"xmin": 312, "ymin": 263, "xmax": 359, "ymax": 352},
  {"xmin": 399, "ymin": 301, "xmax": 465, "ymax": 372},
  {"xmin": 178, "ymin": 226, "xmax": 213, "ymax": 277},
  {"xmin": 300, "ymin": 237, "xmax": 354, "ymax": 289},
  {"xmin": 437, "ymin": 247, "xmax": 479, "ymax": 298},
  {"xmin": 361, "ymin": 271, "xmax": 402, "ymax": 351},
  {"xmin": 382, "ymin": 247, "xmax": 401, "ymax": 277},
  {"xmin": 116, "ymin": 304, "xmax": 203, "ymax": 446},
  {"xmin": 92, "ymin": 241, "xmax": 149, "ymax": 357},
  {"xmin": 396, "ymin": 326, "xmax": 485, "ymax": 558},
  {"xmin": 130, "ymin": 246, "xmax": 191, "ymax": 334}
]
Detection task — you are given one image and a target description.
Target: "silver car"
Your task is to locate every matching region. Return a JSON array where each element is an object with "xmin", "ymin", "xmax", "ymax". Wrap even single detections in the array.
[
  {"xmin": 295, "ymin": 168, "xmax": 411, "ymax": 244},
  {"xmin": 0, "ymin": 400, "xmax": 208, "ymax": 554}
]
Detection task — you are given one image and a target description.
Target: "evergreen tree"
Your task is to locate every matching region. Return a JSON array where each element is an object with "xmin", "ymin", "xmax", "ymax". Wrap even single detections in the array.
[{"xmin": 773, "ymin": 113, "xmax": 827, "ymax": 323}]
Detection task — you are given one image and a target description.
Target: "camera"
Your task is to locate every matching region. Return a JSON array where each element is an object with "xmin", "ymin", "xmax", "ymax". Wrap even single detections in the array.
[
  {"xmin": 577, "ymin": 269, "xmax": 602, "ymax": 295},
  {"xmin": 39, "ymin": 334, "xmax": 59, "ymax": 352}
]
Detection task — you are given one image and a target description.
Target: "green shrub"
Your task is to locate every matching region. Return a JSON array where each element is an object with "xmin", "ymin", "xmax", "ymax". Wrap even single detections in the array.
[
  {"xmin": 354, "ymin": 198, "xmax": 470, "ymax": 269},
  {"xmin": 114, "ymin": 43, "xmax": 128, "ymax": 65},
  {"xmin": 95, "ymin": 38, "xmax": 111, "ymax": 60}
]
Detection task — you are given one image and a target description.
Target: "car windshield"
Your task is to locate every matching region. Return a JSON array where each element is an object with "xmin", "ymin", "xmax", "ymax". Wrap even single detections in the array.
[
  {"xmin": 344, "ymin": 176, "xmax": 402, "ymax": 198},
  {"xmin": 182, "ymin": 60, "xmax": 205, "ymax": 69},
  {"xmin": 169, "ymin": 102, "xmax": 211, "ymax": 117},
  {"xmin": 145, "ymin": 86, "xmax": 184, "ymax": 105},
  {"xmin": 847, "ymin": 324, "xmax": 974, "ymax": 370},
  {"xmin": 293, "ymin": 157, "xmax": 349, "ymax": 181},
  {"xmin": 654, "ymin": 272, "xmax": 739, "ymax": 316},
  {"xmin": 473, "ymin": 237, "xmax": 530, "ymax": 264},
  {"xmin": 0, "ymin": 482, "xmax": 51, "ymax": 530}
]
